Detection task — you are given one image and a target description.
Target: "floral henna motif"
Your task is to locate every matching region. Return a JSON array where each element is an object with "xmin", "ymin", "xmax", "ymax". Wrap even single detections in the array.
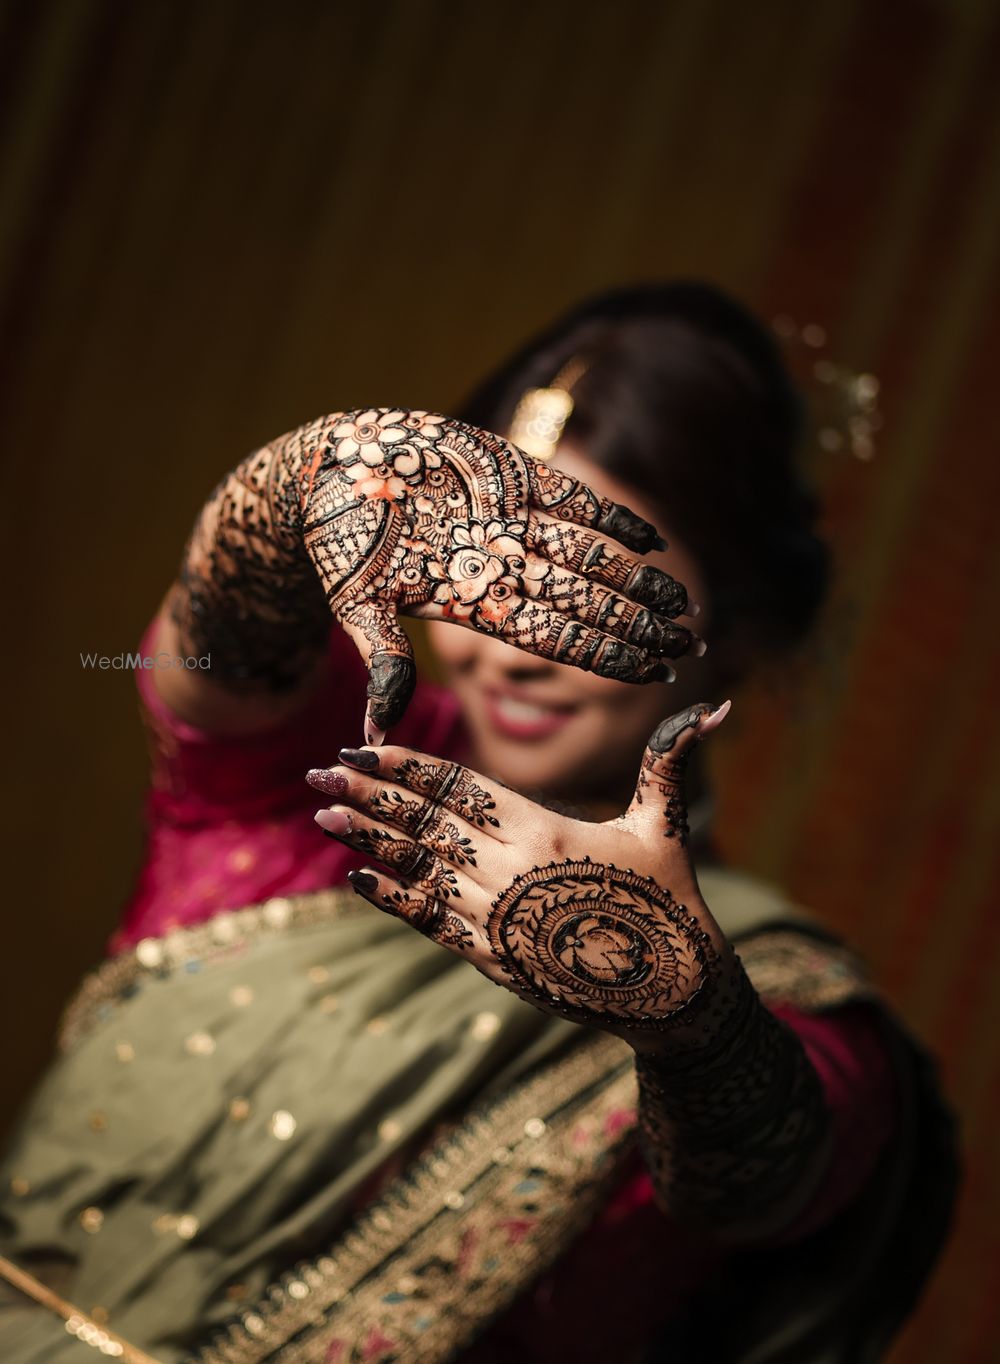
[
  {"xmin": 172, "ymin": 407, "xmax": 678, "ymax": 729},
  {"xmin": 379, "ymin": 888, "xmax": 473, "ymax": 950},
  {"xmin": 486, "ymin": 860, "xmax": 718, "ymax": 1030},
  {"xmin": 392, "ymin": 758, "xmax": 500, "ymax": 829},
  {"xmin": 349, "ymin": 827, "xmax": 461, "ymax": 900},
  {"xmin": 633, "ymin": 964, "xmax": 830, "ymax": 1232},
  {"xmin": 426, "ymin": 519, "xmax": 550, "ymax": 631},
  {"xmin": 368, "ymin": 789, "xmax": 478, "ymax": 867}
]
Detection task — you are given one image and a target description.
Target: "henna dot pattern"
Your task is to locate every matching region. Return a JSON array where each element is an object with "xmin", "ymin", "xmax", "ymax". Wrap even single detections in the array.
[{"xmin": 487, "ymin": 860, "xmax": 717, "ymax": 1027}]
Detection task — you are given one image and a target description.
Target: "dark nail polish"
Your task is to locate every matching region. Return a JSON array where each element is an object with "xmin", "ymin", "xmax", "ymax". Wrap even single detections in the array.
[
  {"xmin": 339, "ymin": 747, "xmax": 380, "ymax": 771},
  {"xmin": 348, "ymin": 869, "xmax": 379, "ymax": 894},
  {"xmin": 653, "ymin": 662, "xmax": 677, "ymax": 684},
  {"xmin": 368, "ymin": 652, "xmax": 416, "ymax": 731},
  {"xmin": 306, "ymin": 769, "xmax": 349, "ymax": 798}
]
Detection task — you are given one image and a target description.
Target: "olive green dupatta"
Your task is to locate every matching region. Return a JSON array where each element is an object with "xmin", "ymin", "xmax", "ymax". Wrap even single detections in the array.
[{"xmin": 0, "ymin": 871, "xmax": 949, "ymax": 1364}]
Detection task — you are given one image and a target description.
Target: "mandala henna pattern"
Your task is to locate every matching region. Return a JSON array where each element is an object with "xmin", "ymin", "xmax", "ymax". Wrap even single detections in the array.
[
  {"xmin": 486, "ymin": 860, "xmax": 718, "ymax": 1030},
  {"xmin": 171, "ymin": 408, "xmax": 685, "ymax": 727}
]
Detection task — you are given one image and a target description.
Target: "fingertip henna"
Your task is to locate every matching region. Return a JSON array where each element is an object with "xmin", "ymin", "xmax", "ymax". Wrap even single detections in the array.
[
  {"xmin": 627, "ymin": 565, "xmax": 689, "ymax": 617},
  {"xmin": 366, "ymin": 651, "xmax": 416, "ymax": 731},
  {"xmin": 596, "ymin": 502, "xmax": 664, "ymax": 554},
  {"xmin": 591, "ymin": 639, "xmax": 646, "ymax": 681},
  {"xmin": 648, "ymin": 704, "xmax": 716, "ymax": 755}
]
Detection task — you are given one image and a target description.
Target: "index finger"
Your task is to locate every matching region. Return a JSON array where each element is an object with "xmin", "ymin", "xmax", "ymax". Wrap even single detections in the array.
[{"xmin": 524, "ymin": 459, "xmax": 665, "ymax": 554}]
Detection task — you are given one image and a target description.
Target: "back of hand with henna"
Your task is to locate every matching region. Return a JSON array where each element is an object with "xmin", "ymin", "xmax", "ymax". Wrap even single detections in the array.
[
  {"xmin": 168, "ymin": 409, "xmax": 699, "ymax": 735},
  {"xmin": 310, "ymin": 702, "xmax": 831, "ymax": 1243}
]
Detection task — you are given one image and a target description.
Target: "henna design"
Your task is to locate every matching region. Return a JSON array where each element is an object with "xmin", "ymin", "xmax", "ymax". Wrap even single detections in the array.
[
  {"xmin": 526, "ymin": 519, "xmax": 689, "ymax": 618},
  {"xmin": 392, "ymin": 757, "xmax": 500, "ymax": 829},
  {"xmin": 170, "ymin": 407, "xmax": 682, "ymax": 729},
  {"xmin": 633, "ymin": 963, "xmax": 829, "ymax": 1231},
  {"xmin": 486, "ymin": 860, "xmax": 717, "ymax": 1029},
  {"xmin": 368, "ymin": 789, "xmax": 478, "ymax": 867},
  {"xmin": 635, "ymin": 704, "xmax": 716, "ymax": 842},
  {"xmin": 379, "ymin": 888, "xmax": 474, "ymax": 950},
  {"xmin": 531, "ymin": 562, "xmax": 694, "ymax": 655},
  {"xmin": 349, "ymin": 825, "xmax": 461, "ymax": 900},
  {"xmin": 525, "ymin": 461, "xmax": 666, "ymax": 554}
]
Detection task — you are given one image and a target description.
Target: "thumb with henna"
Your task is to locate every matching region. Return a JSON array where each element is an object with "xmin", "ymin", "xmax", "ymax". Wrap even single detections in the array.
[{"xmin": 624, "ymin": 700, "xmax": 732, "ymax": 844}]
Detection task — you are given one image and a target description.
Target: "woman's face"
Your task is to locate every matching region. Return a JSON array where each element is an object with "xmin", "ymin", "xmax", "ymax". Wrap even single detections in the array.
[{"xmin": 427, "ymin": 443, "xmax": 713, "ymax": 802}]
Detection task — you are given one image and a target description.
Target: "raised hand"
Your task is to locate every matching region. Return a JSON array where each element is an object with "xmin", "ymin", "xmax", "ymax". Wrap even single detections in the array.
[
  {"xmin": 172, "ymin": 409, "xmax": 700, "ymax": 736},
  {"xmin": 308, "ymin": 701, "xmax": 830, "ymax": 1237},
  {"xmin": 307, "ymin": 700, "xmax": 735, "ymax": 1037}
]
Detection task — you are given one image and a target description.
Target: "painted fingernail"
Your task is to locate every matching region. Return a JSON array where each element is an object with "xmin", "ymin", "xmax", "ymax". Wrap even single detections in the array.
[
  {"xmin": 314, "ymin": 808, "xmax": 353, "ymax": 834},
  {"xmin": 348, "ymin": 869, "xmax": 379, "ymax": 894},
  {"xmin": 339, "ymin": 747, "xmax": 380, "ymax": 771},
  {"xmin": 691, "ymin": 636, "xmax": 708, "ymax": 658},
  {"xmin": 696, "ymin": 699, "xmax": 732, "ymax": 734},
  {"xmin": 654, "ymin": 662, "xmax": 677, "ymax": 684},
  {"xmin": 306, "ymin": 769, "xmax": 349, "ymax": 798},
  {"xmin": 686, "ymin": 600, "xmax": 701, "ymax": 618},
  {"xmin": 363, "ymin": 703, "xmax": 387, "ymax": 749}
]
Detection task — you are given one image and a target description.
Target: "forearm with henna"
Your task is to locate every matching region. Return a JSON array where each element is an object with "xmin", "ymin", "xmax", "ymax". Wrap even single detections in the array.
[
  {"xmin": 629, "ymin": 964, "xmax": 831, "ymax": 1242},
  {"xmin": 169, "ymin": 426, "xmax": 330, "ymax": 694}
]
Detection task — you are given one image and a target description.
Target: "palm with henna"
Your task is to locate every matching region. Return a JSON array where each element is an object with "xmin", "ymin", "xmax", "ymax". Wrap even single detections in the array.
[
  {"xmin": 307, "ymin": 701, "xmax": 832, "ymax": 1240},
  {"xmin": 164, "ymin": 408, "xmax": 700, "ymax": 737}
]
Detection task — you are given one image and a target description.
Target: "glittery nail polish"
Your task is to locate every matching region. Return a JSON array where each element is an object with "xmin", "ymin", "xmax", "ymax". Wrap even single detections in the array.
[{"xmin": 306, "ymin": 769, "xmax": 348, "ymax": 798}]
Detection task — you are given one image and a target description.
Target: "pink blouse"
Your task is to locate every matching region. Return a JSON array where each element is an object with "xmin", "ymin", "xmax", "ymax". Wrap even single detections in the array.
[{"xmin": 114, "ymin": 619, "xmax": 896, "ymax": 1360}]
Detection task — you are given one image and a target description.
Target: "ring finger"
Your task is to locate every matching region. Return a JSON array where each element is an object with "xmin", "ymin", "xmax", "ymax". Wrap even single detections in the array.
[{"xmin": 315, "ymin": 806, "xmax": 475, "ymax": 903}]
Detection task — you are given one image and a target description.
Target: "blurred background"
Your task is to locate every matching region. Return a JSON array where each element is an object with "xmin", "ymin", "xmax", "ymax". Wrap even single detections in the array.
[{"xmin": 1, "ymin": 0, "xmax": 998, "ymax": 1358}]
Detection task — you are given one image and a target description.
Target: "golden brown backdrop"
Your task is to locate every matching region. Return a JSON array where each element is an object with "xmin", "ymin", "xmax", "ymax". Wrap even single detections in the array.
[{"xmin": 1, "ymin": 0, "xmax": 998, "ymax": 1359}]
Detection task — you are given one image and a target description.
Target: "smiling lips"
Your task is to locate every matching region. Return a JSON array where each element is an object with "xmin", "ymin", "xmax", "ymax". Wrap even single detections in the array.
[{"xmin": 483, "ymin": 688, "xmax": 577, "ymax": 741}]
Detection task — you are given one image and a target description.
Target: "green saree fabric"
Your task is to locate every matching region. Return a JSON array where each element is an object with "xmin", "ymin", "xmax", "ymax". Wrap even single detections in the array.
[{"xmin": 0, "ymin": 869, "xmax": 951, "ymax": 1363}]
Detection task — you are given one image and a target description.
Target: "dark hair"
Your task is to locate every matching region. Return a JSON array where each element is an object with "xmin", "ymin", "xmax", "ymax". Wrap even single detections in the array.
[{"xmin": 459, "ymin": 282, "xmax": 829, "ymax": 680}]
